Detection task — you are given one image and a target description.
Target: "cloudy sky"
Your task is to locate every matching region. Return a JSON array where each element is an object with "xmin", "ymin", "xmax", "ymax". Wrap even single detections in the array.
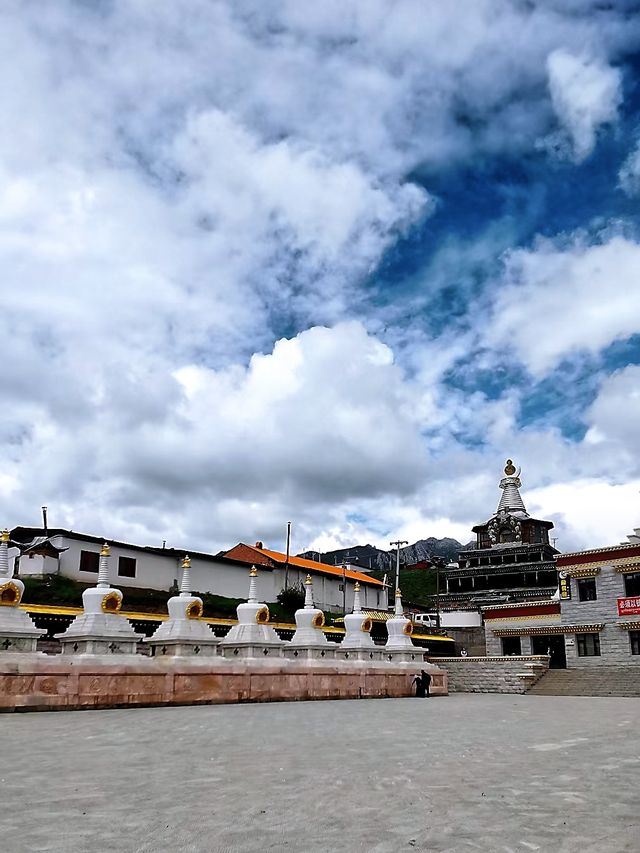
[{"xmin": 2, "ymin": 1, "xmax": 640, "ymax": 556}]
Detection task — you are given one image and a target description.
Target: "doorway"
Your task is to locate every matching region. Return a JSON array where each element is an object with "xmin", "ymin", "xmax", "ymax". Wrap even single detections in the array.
[{"xmin": 531, "ymin": 634, "xmax": 567, "ymax": 669}]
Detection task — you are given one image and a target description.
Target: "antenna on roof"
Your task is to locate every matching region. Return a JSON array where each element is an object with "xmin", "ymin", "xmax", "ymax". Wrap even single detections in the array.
[{"xmin": 41, "ymin": 506, "xmax": 48, "ymax": 535}]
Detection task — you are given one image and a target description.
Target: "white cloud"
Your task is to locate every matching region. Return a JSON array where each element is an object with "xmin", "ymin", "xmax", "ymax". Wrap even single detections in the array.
[
  {"xmin": 1, "ymin": 2, "xmax": 639, "ymax": 558},
  {"xmin": 619, "ymin": 140, "xmax": 640, "ymax": 196},
  {"xmin": 486, "ymin": 234, "xmax": 640, "ymax": 376},
  {"xmin": 546, "ymin": 50, "xmax": 622, "ymax": 161}
]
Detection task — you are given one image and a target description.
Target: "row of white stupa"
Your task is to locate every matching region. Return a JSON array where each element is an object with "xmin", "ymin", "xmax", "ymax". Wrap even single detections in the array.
[{"xmin": 0, "ymin": 531, "xmax": 423, "ymax": 663}]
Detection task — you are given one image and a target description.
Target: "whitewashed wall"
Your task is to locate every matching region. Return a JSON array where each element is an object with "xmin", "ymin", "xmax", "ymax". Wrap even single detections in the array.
[{"xmin": 18, "ymin": 535, "xmax": 385, "ymax": 612}]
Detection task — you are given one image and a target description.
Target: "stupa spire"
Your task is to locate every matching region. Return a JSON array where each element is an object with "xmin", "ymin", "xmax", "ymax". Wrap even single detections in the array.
[
  {"xmin": 304, "ymin": 575, "xmax": 314, "ymax": 609},
  {"xmin": 353, "ymin": 581, "xmax": 362, "ymax": 613},
  {"xmin": 248, "ymin": 565, "xmax": 258, "ymax": 603},
  {"xmin": 97, "ymin": 543, "xmax": 111, "ymax": 588},
  {"xmin": 394, "ymin": 587, "xmax": 404, "ymax": 616},
  {"xmin": 179, "ymin": 555, "xmax": 191, "ymax": 596},
  {"xmin": 497, "ymin": 459, "xmax": 528, "ymax": 516},
  {"xmin": 0, "ymin": 529, "xmax": 9, "ymax": 577}
]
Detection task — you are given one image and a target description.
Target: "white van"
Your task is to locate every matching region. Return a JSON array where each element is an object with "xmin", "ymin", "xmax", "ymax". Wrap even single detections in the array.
[{"xmin": 412, "ymin": 613, "xmax": 438, "ymax": 628}]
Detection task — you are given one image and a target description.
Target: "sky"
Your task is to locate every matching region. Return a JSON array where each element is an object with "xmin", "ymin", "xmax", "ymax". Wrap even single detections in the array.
[{"xmin": 2, "ymin": 0, "xmax": 640, "ymax": 557}]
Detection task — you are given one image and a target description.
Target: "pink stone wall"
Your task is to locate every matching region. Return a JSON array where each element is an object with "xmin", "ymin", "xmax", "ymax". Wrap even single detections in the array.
[{"xmin": 0, "ymin": 659, "xmax": 448, "ymax": 712}]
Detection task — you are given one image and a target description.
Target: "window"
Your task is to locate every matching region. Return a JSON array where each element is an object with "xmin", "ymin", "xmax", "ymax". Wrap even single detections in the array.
[
  {"xmin": 118, "ymin": 556, "xmax": 136, "ymax": 578},
  {"xmin": 502, "ymin": 637, "xmax": 521, "ymax": 655},
  {"xmin": 577, "ymin": 578, "xmax": 597, "ymax": 602},
  {"xmin": 624, "ymin": 572, "xmax": 640, "ymax": 597},
  {"xmin": 630, "ymin": 631, "xmax": 640, "ymax": 656},
  {"xmin": 79, "ymin": 550, "xmax": 99, "ymax": 573},
  {"xmin": 576, "ymin": 633, "xmax": 601, "ymax": 657}
]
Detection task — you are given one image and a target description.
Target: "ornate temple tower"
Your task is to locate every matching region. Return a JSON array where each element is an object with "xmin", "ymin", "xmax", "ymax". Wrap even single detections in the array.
[{"xmin": 441, "ymin": 460, "xmax": 558, "ymax": 608}]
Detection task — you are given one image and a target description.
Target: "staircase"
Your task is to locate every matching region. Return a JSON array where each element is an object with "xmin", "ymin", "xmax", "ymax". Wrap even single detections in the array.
[{"xmin": 528, "ymin": 666, "xmax": 640, "ymax": 697}]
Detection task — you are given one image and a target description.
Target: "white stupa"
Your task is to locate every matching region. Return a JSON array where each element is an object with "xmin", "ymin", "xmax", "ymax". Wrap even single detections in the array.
[
  {"xmin": 384, "ymin": 588, "xmax": 421, "ymax": 663},
  {"xmin": 0, "ymin": 528, "xmax": 45, "ymax": 653},
  {"xmin": 285, "ymin": 575, "xmax": 334, "ymax": 660},
  {"xmin": 338, "ymin": 581, "xmax": 379, "ymax": 661},
  {"xmin": 219, "ymin": 566, "xmax": 284, "ymax": 659},
  {"xmin": 56, "ymin": 543, "xmax": 142, "ymax": 655},
  {"xmin": 145, "ymin": 556, "xmax": 220, "ymax": 657}
]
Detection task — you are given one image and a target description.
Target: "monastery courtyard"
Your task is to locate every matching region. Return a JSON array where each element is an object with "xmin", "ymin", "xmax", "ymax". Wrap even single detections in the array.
[{"xmin": 1, "ymin": 695, "xmax": 638, "ymax": 853}]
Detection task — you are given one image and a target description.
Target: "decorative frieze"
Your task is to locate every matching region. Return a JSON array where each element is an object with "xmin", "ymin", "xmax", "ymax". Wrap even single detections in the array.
[
  {"xmin": 492, "ymin": 623, "xmax": 604, "ymax": 637},
  {"xmin": 565, "ymin": 567, "xmax": 601, "ymax": 579},
  {"xmin": 614, "ymin": 562, "xmax": 640, "ymax": 574},
  {"xmin": 618, "ymin": 621, "xmax": 640, "ymax": 631}
]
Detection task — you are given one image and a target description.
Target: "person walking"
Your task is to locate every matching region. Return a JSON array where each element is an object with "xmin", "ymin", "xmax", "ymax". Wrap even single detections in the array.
[
  {"xmin": 412, "ymin": 672, "xmax": 426, "ymax": 698},
  {"xmin": 421, "ymin": 669, "xmax": 431, "ymax": 698}
]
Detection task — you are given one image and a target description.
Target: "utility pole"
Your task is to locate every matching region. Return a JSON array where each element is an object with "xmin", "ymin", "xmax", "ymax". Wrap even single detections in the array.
[
  {"xmin": 341, "ymin": 563, "xmax": 347, "ymax": 615},
  {"xmin": 284, "ymin": 521, "xmax": 292, "ymax": 590},
  {"xmin": 430, "ymin": 556, "xmax": 447, "ymax": 630},
  {"xmin": 390, "ymin": 540, "xmax": 408, "ymax": 594}
]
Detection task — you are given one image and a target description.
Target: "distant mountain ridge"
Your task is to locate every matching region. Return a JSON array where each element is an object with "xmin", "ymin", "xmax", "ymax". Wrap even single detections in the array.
[{"xmin": 299, "ymin": 536, "xmax": 473, "ymax": 572}]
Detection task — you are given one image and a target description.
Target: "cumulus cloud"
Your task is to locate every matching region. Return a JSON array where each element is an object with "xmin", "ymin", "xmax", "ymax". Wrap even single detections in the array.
[
  {"xmin": 1, "ymin": 1, "xmax": 640, "ymax": 556},
  {"xmin": 546, "ymin": 50, "xmax": 622, "ymax": 161},
  {"xmin": 485, "ymin": 234, "xmax": 640, "ymax": 376}
]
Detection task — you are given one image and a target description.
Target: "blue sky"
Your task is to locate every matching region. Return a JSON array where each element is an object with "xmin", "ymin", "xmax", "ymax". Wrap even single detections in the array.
[{"xmin": 1, "ymin": 1, "xmax": 640, "ymax": 554}]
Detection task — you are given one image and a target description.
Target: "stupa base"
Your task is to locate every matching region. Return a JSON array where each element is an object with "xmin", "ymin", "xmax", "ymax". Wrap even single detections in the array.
[
  {"xmin": 284, "ymin": 644, "xmax": 336, "ymax": 661},
  {"xmin": 219, "ymin": 642, "xmax": 284, "ymax": 660}
]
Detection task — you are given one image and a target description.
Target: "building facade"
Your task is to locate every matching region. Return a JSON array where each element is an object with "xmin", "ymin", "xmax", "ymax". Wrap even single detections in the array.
[
  {"xmin": 9, "ymin": 527, "xmax": 384, "ymax": 614},
  {"xmin": 556, "ymin": 541, "xmax": 640, "ymax": 666},
  {"xmin": 441, "ymin": 461, "xmax": 558, "ymax": 609}
]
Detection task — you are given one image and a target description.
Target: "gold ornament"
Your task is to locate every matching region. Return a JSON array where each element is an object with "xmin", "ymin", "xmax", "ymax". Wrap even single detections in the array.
[
  {"xmin": 312, "ymin": 611, "xmax": 325, "ymax": 629},
  {"xmin": 305, "ymin": 574, "xmax": 312, "ymax": 585},
  {"xmin": 504, "ymin": 459, "xmax": 516, "ymax": 476},
  {"xmin": 186, "ymin": 599, "xmax": 203, "ymax": 619},
  {"xmin": 0, "ymin": 581, "xmax": 21, "ymax": 606},
  {"xmin": 255, "ymin": 605, "xmax": 269, "ymax": 624},
  {"xmin": 182, "ymin": 555, "xmax": 191, "ymax": 570},
  {"xmin": 403, "ymin": 621, "xmax": 413, "ymax": 636},
  {"xmin": 1, "ymin": 529, "xmax": 10, "ymax": 543},
  {"xmin": 100, "ymin": 542, "xmax": 110, "ymax": 557},
  {"xmin": 101, "ymin": 591, "xmax": 122, "ymax": 613},
  {"xmin": 361, "ymin": 617, "xmax": 372, "ymax": 633},
  {"xmin": 249, "ymin": 566, "xmax": 258, "ymax": 577}
]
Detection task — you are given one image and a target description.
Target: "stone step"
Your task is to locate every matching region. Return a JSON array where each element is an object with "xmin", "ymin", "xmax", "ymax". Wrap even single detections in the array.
[{"xmin": 528, "ymin": 667, "xmax": 640, "ymax": 697}]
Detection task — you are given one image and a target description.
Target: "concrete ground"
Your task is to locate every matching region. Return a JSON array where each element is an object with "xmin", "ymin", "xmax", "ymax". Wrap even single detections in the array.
[{"xmin": 0, "ymin": 695, "xmax": 638, "ymax": 853}]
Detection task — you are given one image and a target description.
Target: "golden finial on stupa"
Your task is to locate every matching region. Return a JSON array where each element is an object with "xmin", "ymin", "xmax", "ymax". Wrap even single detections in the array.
[
  {"xmin": 1, "ymin": 529, "xmax": 9, "ymax": 543},
  {"xmin": 249, "ymin": 565, "xmax": 258, "ymax": 577},
  {"xmin": 100, "ymin": 542, "xmax": 110, "ymax": 556},
  {"xmin": 395, "ymin": 588, "xmax": 402, "ymax": 597},
  {"xmin": 305, "ymin": 574, "xmax": 312, "ymax": 585},
  {"xmin": 182, "ymin": 555, "xmax": 191, "ymax": 569},
  {"xmin": 504, "ymin": 459, "xmax": 516, "ymax": 476},
  {"xmin": 354, "ymin": 581, "xmax": 360, "ymax": 592}
]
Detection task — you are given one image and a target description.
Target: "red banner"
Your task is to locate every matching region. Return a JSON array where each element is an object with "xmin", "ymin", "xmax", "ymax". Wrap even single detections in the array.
[{"xmin": 617, "ymin": 596, "xmax": 640, "ymax": 616}]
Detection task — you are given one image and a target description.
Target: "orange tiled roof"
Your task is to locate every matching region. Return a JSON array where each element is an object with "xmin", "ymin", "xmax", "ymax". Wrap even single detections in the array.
[{"xmin": 227, "ymin": 543, "xmax": 383, "ymax": 586}]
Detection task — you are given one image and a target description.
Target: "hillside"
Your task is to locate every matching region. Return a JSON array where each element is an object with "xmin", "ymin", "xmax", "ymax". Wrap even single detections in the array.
[{"xmin": 299, "ymin": 536, "xmax": 471, "ymax": 572}]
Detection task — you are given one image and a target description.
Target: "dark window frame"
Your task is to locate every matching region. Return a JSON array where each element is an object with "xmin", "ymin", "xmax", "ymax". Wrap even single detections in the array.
[
  {"xmin": 117, "ymin": 556, "xmax": 137, "ymax": 578},
  {"xmin": 79, "ymin": 550, "xmax": 99, "ymax": 573},
  {"xmin": 577, "ymin": 577, "xmax": 597, "ymax": 602},
  {"xmin": 624, "ymin": 572, "xmax": 640, "ymax": 598},
  {"xmin": 576, "ymin": 633, "xmax": 601, "ymax": 657},
  {"xmin": 630, "ymin": 631, "xmax": 640, "ymax": 656}
]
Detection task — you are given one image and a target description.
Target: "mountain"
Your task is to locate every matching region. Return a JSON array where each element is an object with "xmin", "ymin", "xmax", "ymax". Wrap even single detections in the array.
[{"xmin": 299, "ymin": 537, "xmax": 472, "ymax": 572}]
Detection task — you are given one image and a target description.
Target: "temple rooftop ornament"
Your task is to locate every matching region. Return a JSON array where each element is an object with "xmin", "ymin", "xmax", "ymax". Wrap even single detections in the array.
[
  {"xmin": 384, "ymin": 589, "xmax": 420, "ymax": 663},
  {"xmin": 338, "ymin": 581, "xmax": 379, "ymax": 661},
  {"xmin": 55, "ymin": 542, "xmax": 142, "ymax": 655},
  {"xmin": 219, "ymin": 566, "xmax": 284, "ymax": 659},
  {"xmin": 145, "ymin": 556, "xmax": 220, "ymax": 657},
  {"xmin": 285, "ymin": 575, "xmax": 334, "ymax": 661},
  {"xmin": 0, "ymin": 528, "xmax": 45, "ymax": 653},
  {"xmin": 497, "ymin": 459, "xmax": 528, "ymax": 518}
]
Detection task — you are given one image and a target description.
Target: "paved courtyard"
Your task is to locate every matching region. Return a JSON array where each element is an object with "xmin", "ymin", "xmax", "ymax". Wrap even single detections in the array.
[{"xmin": 0, "ymin": 694, "xmax": 638, "ymax": 853}]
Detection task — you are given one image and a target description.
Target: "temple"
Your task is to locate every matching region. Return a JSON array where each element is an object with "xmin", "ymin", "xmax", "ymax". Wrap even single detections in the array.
[{"xmin": 442, "ymin": 460, "xmax": 558, "ymax": 609}]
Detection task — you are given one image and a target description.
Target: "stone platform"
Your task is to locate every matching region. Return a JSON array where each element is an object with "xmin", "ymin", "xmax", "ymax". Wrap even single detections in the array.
[{"xmin": 0, "ymin": 655, "xmax": 448, "ymax": 712}]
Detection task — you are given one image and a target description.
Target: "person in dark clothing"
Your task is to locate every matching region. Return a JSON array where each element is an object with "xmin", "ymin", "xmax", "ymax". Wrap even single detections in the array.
[
  {"xmin": 421, "ymin": 669, "xmax": 431, "ymax": 697},
  {"xmin": 412, "ymin": 672, "xmax": 425, "ymax": 697},
  {"xmin": 412, "ymin": 670, "xmax": 432, "ymax": 698}
]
